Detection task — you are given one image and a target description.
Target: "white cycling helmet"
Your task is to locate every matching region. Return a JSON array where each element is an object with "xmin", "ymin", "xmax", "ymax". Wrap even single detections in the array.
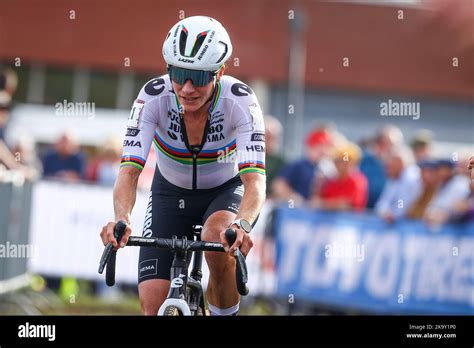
[{"xmin": 162, "ymin": 16, "xmax": 233, "ymax": 72}]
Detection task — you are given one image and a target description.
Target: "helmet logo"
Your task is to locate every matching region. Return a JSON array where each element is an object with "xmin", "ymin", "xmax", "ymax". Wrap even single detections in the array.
[{"xmin": 178, "ymin": 58, "xmax": 194, "ymax": 64}]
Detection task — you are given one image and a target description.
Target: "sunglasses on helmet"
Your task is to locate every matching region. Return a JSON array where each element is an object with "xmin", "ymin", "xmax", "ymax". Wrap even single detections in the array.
[{"xmin": 168, "ymin": 66, "xmax": 218, "ymax": 87}]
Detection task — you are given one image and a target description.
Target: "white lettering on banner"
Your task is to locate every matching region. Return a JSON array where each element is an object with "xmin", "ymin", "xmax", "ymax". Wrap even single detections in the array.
[
  {"xmin": 416, "ymin": 236, "xmax": 453, "ymax": 301},
  {"xmin": 337, "ymin": 229, "xmax": 369, "ymax": 292},
  {"xmin": 451, "ymin": 239, "xmax": 474, "ymax": 306},
  {"xmin": 303, "ymin": 228, "xmax": 336, "ymax": 288},
  {"xmin": 277, "ymin": 215, "xmax": 474, "ymax": 309},
  {"xmin": 279, "ymin": 220, "xmax": 312, "ymax": 282},
  {"xmin": 365, "ymin": 232, "xmax": 400, "ymax": 299},
  {"xmin": 325, "ymin": 227, "xmax": 365, "ymax": 293},
  {"xmin": 398, "ymin": 234, "xmax": 426, "ymax": 299}
]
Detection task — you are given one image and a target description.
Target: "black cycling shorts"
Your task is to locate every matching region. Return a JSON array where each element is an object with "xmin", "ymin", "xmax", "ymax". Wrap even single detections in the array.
[{"xmin": 138, "ymin": 168, "xmax": 245, "ymax": 283}]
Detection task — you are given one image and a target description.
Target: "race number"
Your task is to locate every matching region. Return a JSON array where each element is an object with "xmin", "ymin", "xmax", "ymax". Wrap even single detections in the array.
[{"xmin": 128, "ymin": 99, "xmax": 145, "ymax": 128}]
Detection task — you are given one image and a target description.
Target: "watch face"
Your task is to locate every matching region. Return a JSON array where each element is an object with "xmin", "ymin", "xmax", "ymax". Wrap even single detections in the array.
[{"xmin": 241, "ymin": 219, "xmax": 251, "ymax": 233}]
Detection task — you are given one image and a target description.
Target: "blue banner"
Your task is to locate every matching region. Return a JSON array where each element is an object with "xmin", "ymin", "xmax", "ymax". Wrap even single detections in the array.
[{"xmin": 274, "ymin": 207, "xmax": 474, "ymax": 315}]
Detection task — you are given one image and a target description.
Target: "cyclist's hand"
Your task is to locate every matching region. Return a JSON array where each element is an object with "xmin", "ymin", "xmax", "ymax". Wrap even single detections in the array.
[
  {"xmin": 221, "ymin": 227, "xmax": 253, "ymax": 257},
  {"xmin": 100, "ymin": 221, "xmax": 132, "ymax": 250}
]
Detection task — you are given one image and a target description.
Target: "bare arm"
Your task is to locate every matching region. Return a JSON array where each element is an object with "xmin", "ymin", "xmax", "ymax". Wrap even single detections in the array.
[
  {"xmin": 237, "ymin": 172, "xmax": 266, "ymax": 225},
  {"xmin": 222, "ymin": 172, "xmax": 266, "ymax": 256},
  {"xmin": 113, "ymin": 166, "xmax": 140, "ymax": 223},
  {"xmin": 100, "ymin": 166, "xmax": 140, "ymax": 248}
]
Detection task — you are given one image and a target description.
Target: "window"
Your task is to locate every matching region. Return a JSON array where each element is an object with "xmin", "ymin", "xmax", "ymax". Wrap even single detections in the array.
[
  {"xmin": 44, "ymin": 67, "xmax": 73, "ymax": 105},
  {"xmin": 89, "ymin": 71, "xmax": 118, "ymax": 108}
]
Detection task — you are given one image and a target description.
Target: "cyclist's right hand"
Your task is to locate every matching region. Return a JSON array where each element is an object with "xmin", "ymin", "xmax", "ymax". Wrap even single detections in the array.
[{"xmin": 100, "ymin": 221, "xmax": 132, "ymax": 250}]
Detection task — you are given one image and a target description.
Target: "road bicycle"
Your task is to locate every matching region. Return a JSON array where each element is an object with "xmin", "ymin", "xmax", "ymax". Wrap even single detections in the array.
[{"xmin": 98, "ymin": 220, "xmax": 249, "ymax": 316}]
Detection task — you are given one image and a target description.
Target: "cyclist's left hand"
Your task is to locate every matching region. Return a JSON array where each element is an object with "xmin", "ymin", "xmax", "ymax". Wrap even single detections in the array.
[{"xmin": 220, "ymin": 227, "xmax": 253, "ymax": 257}]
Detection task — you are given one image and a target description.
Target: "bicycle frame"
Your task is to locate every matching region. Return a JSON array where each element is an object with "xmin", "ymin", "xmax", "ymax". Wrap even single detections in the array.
[{"xmin": 157, "ymin": 228, "xmax": 206, "ymax": 316}]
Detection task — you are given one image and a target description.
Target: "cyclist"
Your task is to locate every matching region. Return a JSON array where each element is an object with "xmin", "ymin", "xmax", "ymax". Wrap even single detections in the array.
[{"xmin": 100, "ymin": 16, "xmax": 266, "ymax": 316}]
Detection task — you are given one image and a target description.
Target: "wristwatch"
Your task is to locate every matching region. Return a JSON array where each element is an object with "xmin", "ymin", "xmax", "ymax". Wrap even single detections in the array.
[{"xmin": 230, "ymin": 219, "xmax": 252, "ymax": 234}]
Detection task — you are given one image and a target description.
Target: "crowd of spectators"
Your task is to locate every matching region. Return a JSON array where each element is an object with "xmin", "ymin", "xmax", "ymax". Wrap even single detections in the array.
[{"xmin": 266, "ymin": 118, "xmax": 473, "ymax": 226}]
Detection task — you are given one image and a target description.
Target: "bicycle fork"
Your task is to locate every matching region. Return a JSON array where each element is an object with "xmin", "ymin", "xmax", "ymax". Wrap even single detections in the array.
[{"xmin": 157, "ymin": 238, "xmax": 191, "ymax": 316}]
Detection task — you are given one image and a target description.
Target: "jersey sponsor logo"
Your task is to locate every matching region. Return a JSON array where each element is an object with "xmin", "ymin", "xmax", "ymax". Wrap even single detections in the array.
[
  {"xmin": 168, "ymin": 121, "xmax": 181, "ymax": 133},
  {"xmin": 123, "ymin": 140, "xmax": 142, "ymax": 147},
  {"xmin": 210, "ymin": 117, "xmax": 224, "ymax": 126},
  {"xmin": 207, "ymin": 133, "xmax": 225, "ymax": 142},
  {"xmin": 167, "ymin": 131, "xmax": 178, "ymax": 140},
  {"xmin": 126, "ymin": 128, "xmax": 141, "ymax": 137},
  {"xmin": 209, "ymin": 124, "xmax": 223, "ymax": 134},
  {"xmin": 167, "ymin": 110, "xmax": 180, "ymax": 122},
  {"xmin": 139, "ymin": 259, "xmax": 158, "ymax": 278},
  {"xmin": 144, "ymin": 78, "xmax": 165, "ymax": 96},
  {"xmin": 251, "ymin": 132, "xmax": 265, "ymax": 142},
  {"xmin": 246, "ymin": 144, "xmax": 265, "ymax": 152},
  {"xmin": 231, "ymin": 83, "xmax": 253, "ymax": 97}
]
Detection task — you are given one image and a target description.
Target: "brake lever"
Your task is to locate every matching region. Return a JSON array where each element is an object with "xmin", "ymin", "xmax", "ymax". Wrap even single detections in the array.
[
  {"xmin": 98, "ymin": 243, "xmax": 113, "ymax": 274},
  {"xmin": 98, "ymin": 220, "xmax": 127, "ymax": 274}
]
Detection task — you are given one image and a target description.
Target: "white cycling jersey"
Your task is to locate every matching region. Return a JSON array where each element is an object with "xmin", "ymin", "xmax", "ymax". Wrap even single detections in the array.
[{"xmin": 120, "ymin": 74, "xmax": 266, "ymax": 190}]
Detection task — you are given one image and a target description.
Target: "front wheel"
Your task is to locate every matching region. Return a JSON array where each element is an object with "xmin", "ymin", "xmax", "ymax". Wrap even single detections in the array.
[{"xmin": 162, "ymin": 305, "xmax": 182, "ymax": 316}]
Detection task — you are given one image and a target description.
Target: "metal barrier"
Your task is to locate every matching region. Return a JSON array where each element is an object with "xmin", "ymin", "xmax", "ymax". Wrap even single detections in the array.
[{"xmin": 0, "ymin": 172, "xmax": 33, "ymax": 293}]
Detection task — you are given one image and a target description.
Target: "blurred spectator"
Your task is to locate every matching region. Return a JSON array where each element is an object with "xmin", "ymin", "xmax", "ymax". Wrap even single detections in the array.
[
  {"xmin": 0, "ymin": 68, "xmax": 18, "ymax": 96},
  {"xmin": 375, "ymin": 146, "xmax": 421, "ymax": 223},
  {"xmin": 423, "ymin": 159, "xmax": 471, "ymax": 226},
  {"xmin": 0, "ymin": 91, "xmax": 9, "ymax": 141},
  {"xmin": 42, "ymin": 131, "xmax": 85, "ymax": 181},
  {"xmin": 449, "ymin": 156, "xmax": 474, "ymax": 222},
  {"xmin": 313, "ymin": 142, "xmax": 368, "ymax": 211},
  {"xmin": 264, "ymin": 115, "xmax": 286, "ymax": 197},
  {"xmin": 10, "ymin": 134, "xmax": 43, "ymax": 174},
  {"xmin": 360, "ymin": 125, "xmax": 404, "ymax": 209},
  {"xmin": 86, "ymin": 136, "xmax": 122, "ymax": 186},
  {"xmin": 272, "ymin": 128, "xmax": 334, "ymax": 205},
  {"xmin": 410, "ymin": 129, "xmax": 433, "ymax": 163},
  {"xmin": 406, "ymin": 160, "xmax": 439, "ymax": 219},
  {"xmin": 450, "ymin": 179, "xmax": 474, "ymax": 223},
  {"xmin": 0, "ymin": 71, "xmax": 38, "ymax": 180},
  {"xmin": 469, "ymin": 156, "xmax": 474, "ymax": 180}
]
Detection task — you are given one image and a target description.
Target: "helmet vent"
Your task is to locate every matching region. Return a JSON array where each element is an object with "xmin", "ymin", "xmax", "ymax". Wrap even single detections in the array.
[
  {"xmin": 191, "ymin": 31, "xmax": 208, "ymax": 57},
  {"xmin": 179, "ymin": 26, "xmax": 188, "ymax": 56},
  {"xmin": 216, "ymin": 41, "xmax": 228, "ymax": 64}
]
